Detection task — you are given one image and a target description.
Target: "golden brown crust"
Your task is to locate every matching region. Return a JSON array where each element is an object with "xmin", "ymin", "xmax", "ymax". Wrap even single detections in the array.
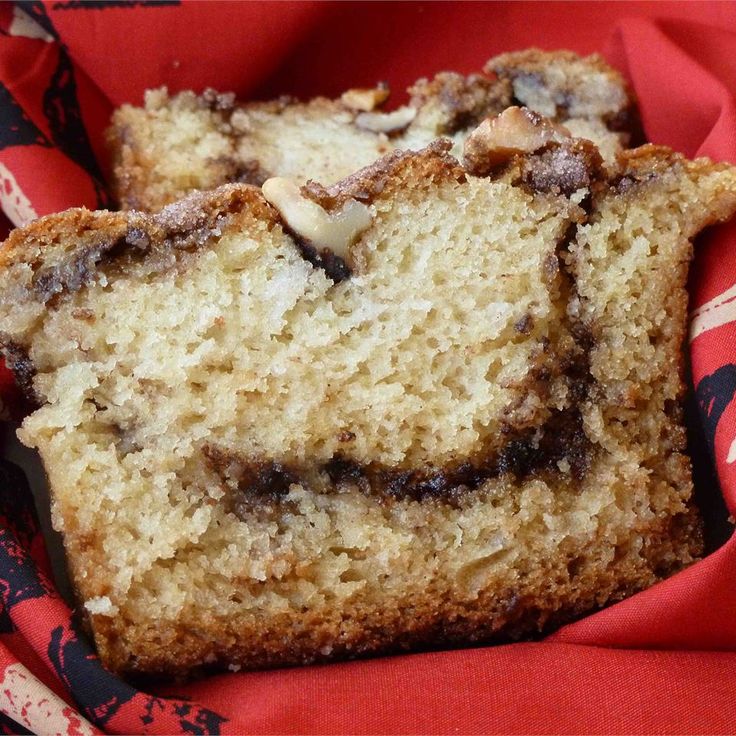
[
  {"xmin": 0, "ymin": 184, "xmax": 275, "ymax": 306},
  {"xmin": 0, "ymin": 209, "xmax": 128, "ymax": 270},
  {"xmin": 92, "ymin": 493, "xmax": 701, "ymax": 680},
  {"xmin": 487, "ymin": 48, "xmax": 642, "ymax": 143},
  {"xmin": 407, "ymin": 71, "xmax": 513, "ymax": 135},
  {"xmin": 301, "ymin": 139, "xmax": 465, "ymax": 211},
  {"xmin": 488, "ymin": 48, "xmax": 626, "ymax": 85},
  {"xmin": 599, "ymin": 147, "xmax": 736, "ymax": 235},
  {"xmin": 462, "ymin": 107, "xmax": 605, "ymax": 196}
]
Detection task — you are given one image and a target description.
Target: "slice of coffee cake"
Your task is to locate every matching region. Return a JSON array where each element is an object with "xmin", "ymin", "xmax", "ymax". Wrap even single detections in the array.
[
  {"xmin": 1, "ymin": 119, "xmax": 734, "ymax": 679},
  {"xmin": 108, "ymin": 49, "xmax": 638, "ymax": 210}
]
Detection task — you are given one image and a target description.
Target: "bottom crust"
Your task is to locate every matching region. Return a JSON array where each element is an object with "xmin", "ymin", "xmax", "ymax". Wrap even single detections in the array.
[{"xmin": 88, "ymin": 460, "xmax": 701, "ymax": 679}]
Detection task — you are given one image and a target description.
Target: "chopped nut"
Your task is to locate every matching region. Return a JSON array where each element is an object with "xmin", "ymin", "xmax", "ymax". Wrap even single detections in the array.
[
  {"xmin": 262, "ymin": 178, "xmax": 373, "ymax": 260},
  {"xmin": 355, "ymin": 105, "xmax": 417, "ymax": 134},
  {"xmin": 463, "ymin": 106, "xmax": 571, "ymax": 176},
  {"xmin": 341, "ymin": 83, "xmax": 390, "ymax": 112}
]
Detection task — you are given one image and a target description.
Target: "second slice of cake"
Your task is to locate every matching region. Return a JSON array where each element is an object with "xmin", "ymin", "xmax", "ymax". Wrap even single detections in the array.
[{"xmin": 108, "ymin": 49, "xmax": 638, "ymax": 210}]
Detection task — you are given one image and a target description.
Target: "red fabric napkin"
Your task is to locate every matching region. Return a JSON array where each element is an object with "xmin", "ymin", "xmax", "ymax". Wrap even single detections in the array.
[{"xmin": 1, "ymin": 2, "xmax": 736, "ymax": 733}]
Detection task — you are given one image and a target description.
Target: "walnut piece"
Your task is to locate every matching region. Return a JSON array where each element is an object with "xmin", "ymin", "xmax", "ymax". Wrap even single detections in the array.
[
  {"xmin": 463, "ymin": 106, "xmax": 571, "ymax": 176},
  {"xmin": 355, "ymin": 106, "xmax": 417, "ymax": 134},
  {"xmin": 262, "ymin": 178, "xmax": 373, "ymax": 260},
  {"xmin": 341, "ymin": 84, "xmax": 390, "ymax": 112}
]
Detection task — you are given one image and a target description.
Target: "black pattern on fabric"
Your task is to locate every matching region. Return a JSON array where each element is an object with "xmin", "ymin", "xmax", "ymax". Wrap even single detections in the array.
[
  {"xmin": 47, "ymin": 617, "xmax": 228, "ymax": 732},
  {"xmin": 42, "ymin": 45, "xmax": 113, "ymax": 207},
  {"xmin": 49, "ymin": 621, "xmax": 138, "ymax": 726},
  {"xmin": 0, "ymin": 84, "xmax": 51, "ymax": 151},
  {"xmin": 0, "ymin": 460, "xmax": 41, "ymax": 552},
  {"xmin": 695, "ymin": 363, "xmax": 736, "ymax": 455},
  {"xmin": 0, "ymin": 710, "xmax": 32, "ymax": 735},
  {"xmin": 52, "ymin": 1, "xmax": 180, "ymax": 9},
  {"xmin": 0, "ymin": 461, "xmax": 52, "ymax": 610},
  {"xmin": 15, "ymin": 1, "xmax": 112, "ymax": 208},
  {"xmin": 0, "ymin": 605, "xmax": 14, "ymax": 634}
]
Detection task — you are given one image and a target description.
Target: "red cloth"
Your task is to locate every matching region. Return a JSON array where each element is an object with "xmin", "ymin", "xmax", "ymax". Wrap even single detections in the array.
[{"xmin": 1, "ymin": 2, "xmax": 736, "ymax": 733}]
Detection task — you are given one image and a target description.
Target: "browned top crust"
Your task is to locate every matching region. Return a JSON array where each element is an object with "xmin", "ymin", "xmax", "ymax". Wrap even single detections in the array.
[
  {"xmin": 462, "ymin": 107, "xmax": 604, "ymax": 196},
  {"xmin": 408, "ymin": 71, "xmax": 513, "ymax": 134},
  {"xmin": 0, "ymin": 185, "xmax": 276, "ymax": 305},
  {"xmin": 616, "ymin": 143, "xmax": 736, "ymax": 178},
  {"xmin": 7, "ymin": 141, "xmax": 732, "ymax": 313},
  {"xmin": 1, "ymin": 144, "xmax": 468, "ymax": 309},
  {"xmin": 301, "ymin": 139, "xmax": 466, "ymax": 211},
  {"xmin": 488, "ymin": 48, "xmax": 626, "ymax": 84},
  {"xmin": 519, "ymin": 140, "xmax": 604, "ymax": 196}
]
